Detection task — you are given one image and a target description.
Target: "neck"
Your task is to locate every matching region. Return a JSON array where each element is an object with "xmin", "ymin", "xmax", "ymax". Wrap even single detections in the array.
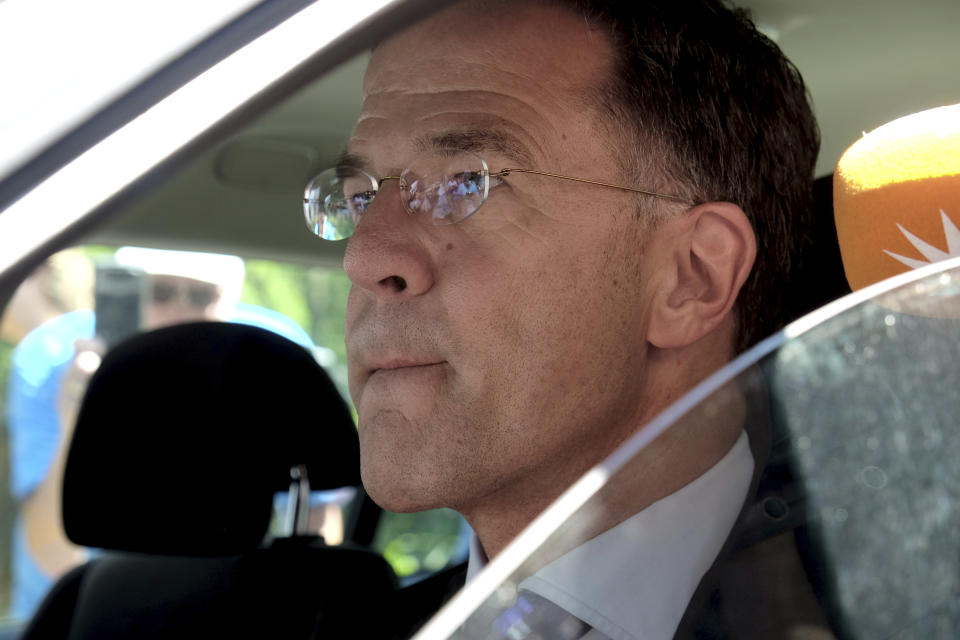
[{"xmin": 464, "ymin": 327, "xmax": 741, "ymax": 561}]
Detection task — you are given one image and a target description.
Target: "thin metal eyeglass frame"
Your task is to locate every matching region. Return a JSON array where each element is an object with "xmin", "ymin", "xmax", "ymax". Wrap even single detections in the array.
[
  {"xmin": 303, "ymin": 167, "xmax": 693, "ymax": 209},
  {"xmin": 490, "ymin": 168, "xmax": 692, "ymax": 203},
  {"xmin": 302, "ymin": 161, "xmax": 695, "ymax": 240}
]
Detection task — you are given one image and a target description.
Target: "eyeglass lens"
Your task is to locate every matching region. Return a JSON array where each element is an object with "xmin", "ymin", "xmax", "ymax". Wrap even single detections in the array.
[{"xmin": 303, "ymin": 150, "xmax": 491, "ymax": 241}]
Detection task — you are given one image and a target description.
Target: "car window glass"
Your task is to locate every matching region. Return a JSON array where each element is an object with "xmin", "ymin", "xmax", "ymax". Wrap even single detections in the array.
[
  {"xmin": 0, "ymin": 245, "xmax": 470, "ymax": 625},
  {"xmin": 413, "ymin": 261, "xmax": 960, "ymax": 640}
]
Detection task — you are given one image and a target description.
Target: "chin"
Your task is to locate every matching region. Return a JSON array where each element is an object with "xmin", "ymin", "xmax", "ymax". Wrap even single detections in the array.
[
  {"xmin": 360, "ymin": 458, "xmax": 439, "ymax": 513},
  {"xmin": 363, "ymin": 483, "xmax": 436, "ymax": 514},
  {"xmin": 357, "ymin": 409, "xmax": 448, "ymax": 512}
]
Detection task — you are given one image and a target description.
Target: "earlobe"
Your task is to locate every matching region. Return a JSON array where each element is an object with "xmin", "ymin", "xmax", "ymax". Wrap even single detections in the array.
[{"xmin": 648, "ymin": 202, "xmax": 756, "ymax": 349}]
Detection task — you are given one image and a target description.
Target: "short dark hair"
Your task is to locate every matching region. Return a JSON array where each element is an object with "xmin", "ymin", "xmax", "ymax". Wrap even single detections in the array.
[{"xmin": 549, "ymin": 0, "xmax": 820, "ymax": 350}]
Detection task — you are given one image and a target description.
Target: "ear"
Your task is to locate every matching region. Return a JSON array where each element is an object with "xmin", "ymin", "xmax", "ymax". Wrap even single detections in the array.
[{"xmin": 647, "ymin": 202, "xmax": 756, "ymax": 349}]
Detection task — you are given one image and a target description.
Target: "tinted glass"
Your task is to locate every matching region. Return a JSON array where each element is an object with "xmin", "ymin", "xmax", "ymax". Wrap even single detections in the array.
[{"xmin": 416, "ymin": 261, "xmax": 960, "ymax": 640}]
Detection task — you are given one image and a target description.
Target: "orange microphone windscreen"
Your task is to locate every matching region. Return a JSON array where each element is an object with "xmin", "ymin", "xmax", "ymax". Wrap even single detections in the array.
[{"xmin": 834, "ymin": 103, "xmax": 960, "ymax": 292}]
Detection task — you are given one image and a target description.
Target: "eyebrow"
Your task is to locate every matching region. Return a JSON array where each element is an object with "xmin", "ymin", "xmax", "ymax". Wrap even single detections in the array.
[
  {"xmin": 336, "ymin": 127, "xmax": 536, "ymax": 173},
  {"xmin": 334, "ymin": 149, "xmax": 370, "ymax": 170},
  {"xmin": 414, "ymin": 129, "xmax": 534, "ymax": 167}
]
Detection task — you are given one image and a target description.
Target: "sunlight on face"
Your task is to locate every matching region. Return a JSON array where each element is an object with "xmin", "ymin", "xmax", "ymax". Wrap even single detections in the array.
[{"xmin": 344, "ymin": 3, "xmax": 657, "ymax": 519}]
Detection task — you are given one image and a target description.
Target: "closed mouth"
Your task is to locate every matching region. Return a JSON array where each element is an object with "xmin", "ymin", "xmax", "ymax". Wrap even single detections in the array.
[{"xmin": 372, "ymin": 361, "xmax": 444, "ymax": 374}]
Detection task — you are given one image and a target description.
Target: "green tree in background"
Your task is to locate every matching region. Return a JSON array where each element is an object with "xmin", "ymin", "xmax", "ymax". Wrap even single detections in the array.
[
  {"xmin": 240, "ymin": 261, "xmax": 350, "ymax": 364},
  {"xmin": 240, "ymin": 261, "xmax": 352, "ymax": 396},
  {"xmin": 373, "ymin": 509, "xmax": 467, "ymax": 579}
]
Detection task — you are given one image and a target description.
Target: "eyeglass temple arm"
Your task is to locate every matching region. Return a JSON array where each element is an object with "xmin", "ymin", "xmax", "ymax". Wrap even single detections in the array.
[{"xmin": 494, "ymin": 168, "xmax": 693, "ymax": 204}]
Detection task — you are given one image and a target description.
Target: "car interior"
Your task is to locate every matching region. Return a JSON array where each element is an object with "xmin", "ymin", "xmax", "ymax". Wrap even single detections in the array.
[
  {"xmin": 0, "ymin": 0, "xmax": 957, "ymax": 638},
  {"xmin": 23, "ymin": 322, "xmax": 397, "ymax": 639}
]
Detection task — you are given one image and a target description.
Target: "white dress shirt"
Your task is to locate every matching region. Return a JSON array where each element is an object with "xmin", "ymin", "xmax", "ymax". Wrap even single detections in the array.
[{"xmin": 466, "ymin": 431, "xmax": 754, "ymax": 640}]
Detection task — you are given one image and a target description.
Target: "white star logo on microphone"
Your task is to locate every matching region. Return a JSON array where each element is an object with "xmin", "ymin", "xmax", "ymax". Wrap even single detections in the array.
[{"xmin": 884, "ymin": 209, "xmax": 960, "ymax": 269}]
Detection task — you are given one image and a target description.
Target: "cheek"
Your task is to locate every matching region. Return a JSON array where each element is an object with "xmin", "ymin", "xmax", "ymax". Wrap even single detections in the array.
[
  {"xmin": 345, "ymin": 284, "xmax": 363, "ymax": 324},
  {"xmin": 369, "ymin": 201, "xmax": 645, "ymax": 412},
  {"xmin": 457, "ymin": 243, "xmax": 639, "ymax": 404},
  {"xmin": 344, "ymin": 285, "xmax": 373, "ymax": 357},
  {"xmin": 144, "ymin": 306, "xmax": 177, "ymax": 329}
]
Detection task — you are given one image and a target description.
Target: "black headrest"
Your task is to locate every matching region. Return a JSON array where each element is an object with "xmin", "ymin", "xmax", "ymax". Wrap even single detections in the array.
[
  {"xmin": 784, "ymin": 174, "xmax": 852, "ymax": 323},
  {"xmin": 63, "ymin": 322, "xmax": 360, "ymax": 556}
]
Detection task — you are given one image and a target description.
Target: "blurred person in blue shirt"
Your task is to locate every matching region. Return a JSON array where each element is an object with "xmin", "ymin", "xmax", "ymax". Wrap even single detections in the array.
[{"xmin": 4, "ymin": 248, "xmax": 314, "ymax": 619}]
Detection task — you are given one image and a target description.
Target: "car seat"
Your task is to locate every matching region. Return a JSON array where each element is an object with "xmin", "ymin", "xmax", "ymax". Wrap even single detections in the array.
[
  {"xmin": 780, "ymin": 172, "xmax": 852, "ymax": 325},
  {"xmin": 19, "ymin": 322, "xmax": 399, "ymax": 639}
]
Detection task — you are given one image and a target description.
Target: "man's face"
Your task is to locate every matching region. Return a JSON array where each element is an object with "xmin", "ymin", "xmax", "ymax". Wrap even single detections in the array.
[
  {"xmin": 344, "ymin": 4, "xmax": 662, "ymax": 515},
  {"xmin": 144, "ymin": 275, "xmax": 222, "ymax": 329}
]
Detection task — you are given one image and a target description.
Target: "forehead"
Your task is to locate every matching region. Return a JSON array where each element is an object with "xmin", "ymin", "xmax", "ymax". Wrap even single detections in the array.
[{"xmin": 353, "ymin": 2, "xmax": 614, "ymax": 167}]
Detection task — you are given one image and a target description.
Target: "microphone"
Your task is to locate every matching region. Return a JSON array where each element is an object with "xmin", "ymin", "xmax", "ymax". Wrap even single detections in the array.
[{"xmin": 834, "ymin": 102, "xmax": 960, "ymax": 292}]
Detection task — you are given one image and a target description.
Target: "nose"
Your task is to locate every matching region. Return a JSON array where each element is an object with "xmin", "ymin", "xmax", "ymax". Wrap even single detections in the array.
[{"xmin": 342, "ymin": 182, "xmax": 435, "ymax": 298}]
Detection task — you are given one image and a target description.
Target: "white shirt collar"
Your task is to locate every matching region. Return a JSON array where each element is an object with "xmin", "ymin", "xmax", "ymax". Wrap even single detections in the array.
[{"xmin": 467, "ymin": 431, "xmax": 754, "ymax": 640}]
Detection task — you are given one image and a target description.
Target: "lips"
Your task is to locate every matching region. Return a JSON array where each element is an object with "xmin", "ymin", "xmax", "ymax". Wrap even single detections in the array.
[
  {"xmin": 368, "ymin": 360, "xmax": 446, "ymax": 380},
  {"xmin": 373, "ymin": 359, "xmax": 441, "ymax": 371},
  {"xmin": 345, "ymin": 315, "xmax": 450, "ymax": 393},
  {"xmin": 359, "ymin": 360, "xmax": 448, "ymax": 410}
]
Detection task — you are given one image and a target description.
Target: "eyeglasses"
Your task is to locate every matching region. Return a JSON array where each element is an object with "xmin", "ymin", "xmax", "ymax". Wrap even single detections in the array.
[
  {"xmin": 151, "ymin": 280, "xmax": 220, "ymax": 308},
  {"xmin": 302, "ymin": 149, "xmax": 693, "ymax": 241}
]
